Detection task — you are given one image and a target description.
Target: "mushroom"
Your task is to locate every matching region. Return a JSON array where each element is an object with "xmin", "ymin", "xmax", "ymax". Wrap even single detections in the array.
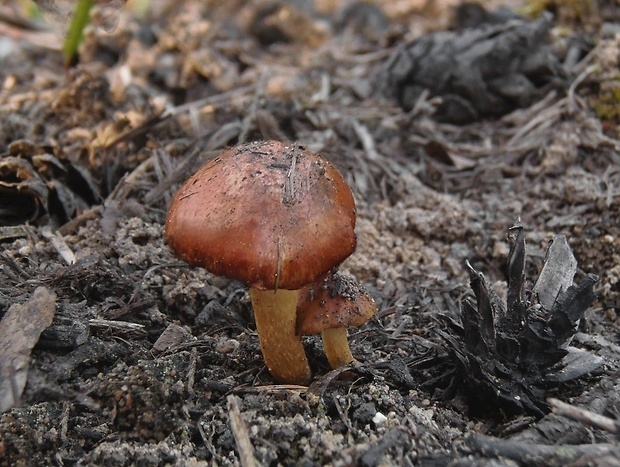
[
  {"xmin": 297, "ymin": 272, "xmax": 377, "ymax": 368},
  {"xmin": 165, "ymin": 141, "xmax": 356, "ymax": 385}
]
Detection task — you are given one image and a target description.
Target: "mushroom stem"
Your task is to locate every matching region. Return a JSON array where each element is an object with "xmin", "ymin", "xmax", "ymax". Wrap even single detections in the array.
[
  {"xmin": 321, "ymin": 327, "xmax": 355, "ymax": 369},
  {"xmin": 249, "ymin": 288, "xmax": 311, "ymax": 385}
]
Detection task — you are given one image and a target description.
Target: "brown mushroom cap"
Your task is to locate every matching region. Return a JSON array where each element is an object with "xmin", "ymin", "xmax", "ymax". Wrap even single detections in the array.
[
  {"xmin": 296, "ymin": 272, "xmax": 377, "ymax": 335},
  {"xmin": 165, "ymin": 141, "xmax": 357, "ymax": 290}
]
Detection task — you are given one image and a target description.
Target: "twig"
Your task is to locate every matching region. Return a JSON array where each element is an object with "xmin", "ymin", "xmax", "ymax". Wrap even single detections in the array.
[
  {"xmin": 186, "ymin": 347, "xmax": 197, "ymax": 396},
  {"xmin": 58, "ymin": 206, "xmax": 103, "ymax": 236},
  {"xmin": 60, "ymin": 401, "xmax": 70, "ymax": 443},
  {"xmin": 573, "ymin": 332, "xmax": 620, "ymax": 358},
  {"xmin": 198, "ymin": 418, "xmax": 218, "ymax": 460},
  {"xmin": 103, "ymin": 85, "xmax": 253, "ymax": 149},
  {"xmin": 238, "ymin": 73, "xmax": 267, "ymax": 144},
  {"xmin": 332, "ymin": 395, "xmax": 355, "ymax": 433},
  {"xmin": 505, "ymin": 97, "xmax": 565, "ymax": 147},
  {"xmin": 256, "ymin": 109, "xmax": 288, "ymax": 141},
  {"xmin": 143, "ymin": 121, "xmax": 242, "ymax": 205},
  {"xmin": 88, "ymin": 319, "xmax": 146, "ymax": 336},
  {"xmin": 233, "ymin": 384, "xmax": 308, "ymax": 394},
  {"xmin": 0, "ymin": 225, "xmax": 29, "ymax": 242},
  {"xmin": 352, "ymin": 119, "xmax": 380, "ymax": 161},
  {"xmin": 285, "ymin": 147, "xmax": 298, "ymax": 203},
  {"xmin": 41, "ymin": 226, "xmax": 76, "ymax": 265},
  {"xmin": 227, "ymin": 395, "xmax": 257, "ymax": 467},
  {"xmin": 567, "ymin": 64, "xmax": 597, "ymax": 114},
  {"xmin": 0, "ymin": 252, "xmax": 30, "ymax": 280},
  {"xmin": 468, "ymin": 433, "xmax": 620, "ymax": 465},
  {"xmin": 549, "ymin": 398, "xmax": 620, "ymax": 434},
  {"xmin": 308, "ymin": 72, "xmax": 330, "ymax": 105},
  {"xmin": 107, "ymin": 157, "xmax": 154, "ymax": 202},
  {"xmin": 142, "ymin": 146, "xmax": 199, "ymax": 205},
  {"xmin": 0, "ymin": 9, "xmax": 60, "ymax": 51}
]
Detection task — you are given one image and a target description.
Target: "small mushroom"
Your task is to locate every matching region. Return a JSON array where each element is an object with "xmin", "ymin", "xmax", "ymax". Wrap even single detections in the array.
[
  {"xmin": 297, "ymin": 272, "xmax": 377, "ymax": 369},
  {"xmin": 165, "ymin": 141, "xmax": 357, "ymax": 385}
]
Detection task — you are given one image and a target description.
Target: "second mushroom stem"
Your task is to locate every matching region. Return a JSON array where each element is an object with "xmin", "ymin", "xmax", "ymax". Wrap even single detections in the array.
[
  {"xmin": 321, "ymin": 327, "xmax": 355, "ymax": 369},
  {"xmin": 249, "ymin": 288, "xmax": 312, "ymax": 385}
]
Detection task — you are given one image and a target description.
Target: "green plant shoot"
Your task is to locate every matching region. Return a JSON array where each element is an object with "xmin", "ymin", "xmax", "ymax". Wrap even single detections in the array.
[{"xmin": 62, "ymin": 0, "xmax": 94, "ymax": 65}]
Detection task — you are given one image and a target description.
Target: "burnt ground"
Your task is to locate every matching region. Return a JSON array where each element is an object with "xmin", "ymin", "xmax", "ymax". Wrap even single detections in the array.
[{"xmin": 1, "ymin": 0, "xmax": 619, "ymax": 465}]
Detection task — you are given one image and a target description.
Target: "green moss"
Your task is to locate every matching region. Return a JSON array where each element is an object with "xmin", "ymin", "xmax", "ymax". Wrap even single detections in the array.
[
  {"xmin": 594, "ymin": 80, "xmax": 620, "ymax": 121},
  {"xmin": 522, "ymin": 0, "xmax": 600, "ymax": 26}
]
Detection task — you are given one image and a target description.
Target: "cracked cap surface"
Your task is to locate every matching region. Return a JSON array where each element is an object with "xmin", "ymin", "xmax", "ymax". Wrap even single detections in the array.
[{"xmin": 165, "ymin": 140, "xmax": 357, "ymax": 290}]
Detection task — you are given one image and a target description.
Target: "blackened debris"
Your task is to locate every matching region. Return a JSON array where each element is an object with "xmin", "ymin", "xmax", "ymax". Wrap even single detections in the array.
[
  {"xmin": 381, "ymin": 11, "xmax": 567, "ymax": 123},
  {"xmin": 249, "ymin": 1, "xmax": 323, "ymax": 46},
  {"xmin": 335, "ymin": 2, "xmax": 389, "ymax": 43},
  {"xmin": 442, "ymin": 221, "xmax": 603, "ymax": 416},
  {"xmin": 0, "ymin": 140, "xmax": 100, "ymax": 226},
  {"xmin": 451, "ymin": 3, "xmax": 520, "ymax": 30}
]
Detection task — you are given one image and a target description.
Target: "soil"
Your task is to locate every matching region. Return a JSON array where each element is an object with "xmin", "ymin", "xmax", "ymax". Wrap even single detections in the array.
[{"xmin": 0, "ymin": 1, "xmax": 619, "ymax": 466}]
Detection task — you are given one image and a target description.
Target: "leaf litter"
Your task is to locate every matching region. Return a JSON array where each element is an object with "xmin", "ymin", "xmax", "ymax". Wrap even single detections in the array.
[{"xmin": 0, "ymin": 287, "xmax": 56, "ymax": 413}]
